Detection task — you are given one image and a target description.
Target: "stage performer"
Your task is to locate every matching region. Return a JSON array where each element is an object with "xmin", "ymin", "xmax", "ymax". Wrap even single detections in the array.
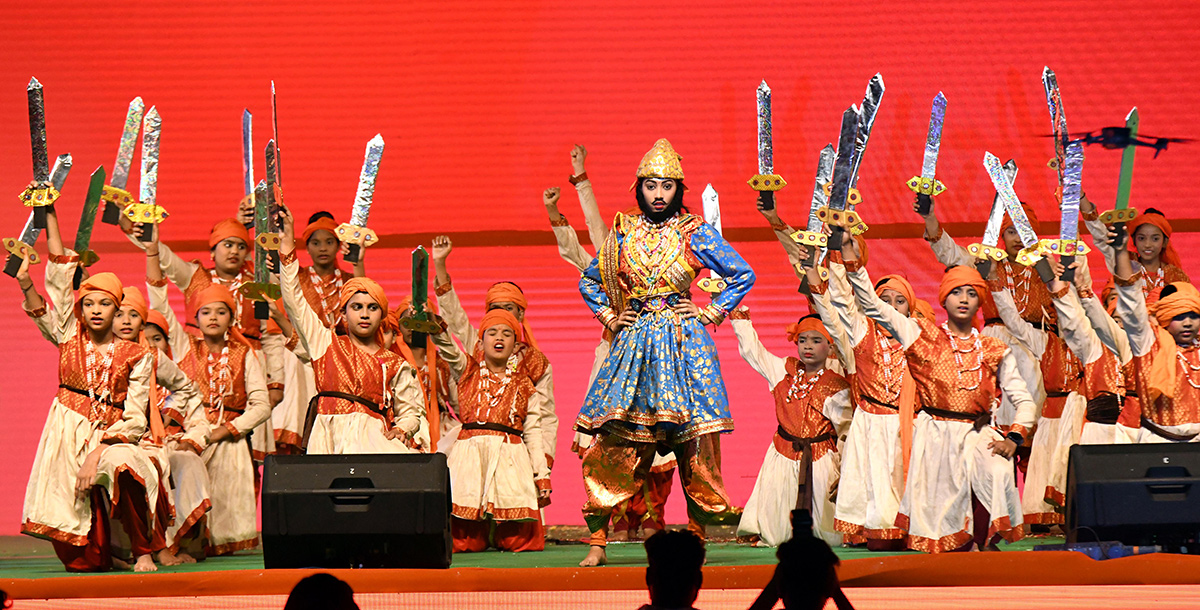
[
  {"xmin": 276, "ymin": 207, "xmax": 428, "ymax": 454},
  {"xmin": 271, "ymin": 211, "xmax": 365, "ymax": 454},
  {"xmin": 843, "ymin": 235, "xmax": 1037, "ymax": 552},
  {"xmin": 1109, "ymin": 226, "xmax": 1200, "ymax": 443},
  {"xmin": 915, "ymin": 197, "xmax": 1076, "ymax": 528},
  {"xmin": 433, "ymin": 308, "xmax": 551, "ymax": 552},
  {"xmin": 17, "ymin": 255, "xmax": 163, "ymax": 572},
  {"xmin": 392, "ymin": 297, "xmax": 458, "ymax": 449},
  {"xmin": 731, "ymin": 308, "xmax": 851, "ymax": 546},
  {"xmin": 431, "ymin": 236, "xmax": 558, "ymax": 477},
  {"xmin": 1082, "ymin": 196, "xmax": 1188, "ymax": 302},
  {"xmin": 575, "ymin": 139, "xmax": 756, "ymax": 566},
  {"xmin": 543, "ymin": 145, "xmax": 679, "ymax": 541}
]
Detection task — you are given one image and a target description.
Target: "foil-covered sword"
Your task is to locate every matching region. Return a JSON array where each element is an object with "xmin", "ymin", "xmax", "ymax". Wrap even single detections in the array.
[{"xmin": 337, "ymin": 134, "xmax": 385, "ymax": 264}]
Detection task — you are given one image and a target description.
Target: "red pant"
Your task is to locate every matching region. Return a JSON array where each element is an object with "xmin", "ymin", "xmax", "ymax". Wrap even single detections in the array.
[
  {"xmin": 612, "ymin": 468, "xmax": 674, "ymax": 533},
  {"xmin": 452, "ymin": 517, "xmax": 544, "ymax": 553},
  {"xmin": 51, "ymin": 472, "xmax": 158, "ymax": 572}
]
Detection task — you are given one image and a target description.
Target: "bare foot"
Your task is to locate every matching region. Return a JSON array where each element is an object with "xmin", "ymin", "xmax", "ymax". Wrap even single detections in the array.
[
  {"xmin": 610, "ymin": 530, "xmax": 629, "ymax": 542},
  {"xmin": 112, "ymin": 557, "xmax": 131, "ymax": 570},
  {"xmin": 157, "ymin": 548, "xmax": 197, "ymax": 566},
  {"xmin": 642, "ymin": 527, "xmax": 661, "ymax": 539},
  {"xmin": 133, "ymin": 554, "xmax": 158, "ymax": 572},
  {"xmin": 176, "ymin": 551, "xmax": 198, "ymax": 564},
  {"xmin": 579, "ymin": 545, "xmax": 607, "ymax": 567}
]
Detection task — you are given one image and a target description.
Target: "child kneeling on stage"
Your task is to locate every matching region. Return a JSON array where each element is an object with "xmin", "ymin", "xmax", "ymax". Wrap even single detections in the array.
[
  {"xmin": 732, "ymin": 310, "xmax": 852, "ymax": 547},
  {"xmin": 434, "ymin": 309, "xmax": 551, "ymax": 552}
]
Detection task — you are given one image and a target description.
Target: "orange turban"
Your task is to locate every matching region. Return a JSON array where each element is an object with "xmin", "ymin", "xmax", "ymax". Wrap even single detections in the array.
[
  {"xmin": 938, "ymin": 266, "xmax": 988, "ymax": 310},
  {"xmin": 145, "ymin": 309, "xmax": 170, "ymax": 335},
  {"xmin": 485, "ymin": 282, "xmax": 537, "ymax": 349},
  {"xmin": 913, "ymin": 299, "xmax": 936, "ymax": 321},
  {"xmin": 382, "ymin": 309, "xmax": 400, "ymax": 333},
  {"xmin": 1127, "ymin": 212, "xmax": 1182, "ymax": 268},
  {"xmin": 121, "ymin": 286, "xmax": 148, "ymax": 320},
  {"xmin": 301, "ymin": 217, "xmax": 339, "ymax": 246},
  {"xmin": 74, "ymin": 272, "xmax": 125, "ymax": 321},
  {"xmin": 339, "ymin": 277, "xmax": 389, "ymax": 313},
  {"xmin": 479, "ymin": 309, "xmax": 523, "ymax": 344},
  {"xmin": 1145, "ymin": 282, "xmax": 1200, "ymax": 404},
  {"xmin": 208, "ymin": 218, "xmax": 252, "ymax": 249},
  {"xmin": 999, "ymin": 202, "xmax": 1041, "ymax": 237},
  {"xmin": 190, "ymin": 284, "xmax": 237, "ymax": 315},
  {"xmin": 785, "ymin": 316, "xmax": 832, "ymax": 345},
  {"xmin": 875, "ymin": 274, "xmax": 915, "ymax": 316}
]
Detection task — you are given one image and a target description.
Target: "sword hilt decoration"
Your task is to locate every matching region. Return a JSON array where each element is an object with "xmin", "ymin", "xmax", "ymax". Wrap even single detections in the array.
[
  {"xmin": 907, "ymin": 175, "xmax": 946, "ymax": 217},
  {"xmin": 123, "ymin": 203, "xmax": 169, "ymax": 243},
  {"xmin": 697, "ymin": 277, "xmax": 728, "ymax": 295},
  {"xmin": 789, "ymin": 228, "xmax": 828, "ymax": 270},
  {"xmin": 336, "ymin": 223, "xmax": 377, "ymax": 264},
  {"xmin": 71, "ymin": 250, "xmax": 101, "ymax": 292},
  {"xmin": 748, "ymin": 174, "xmax": 787, "ymax": 192},
  {"xmin": 2, "ymin": 238, "xmax": 39, "ymax": 266},
  {"xmin": 967, "ymin": 243, "xmax": 1007, "ymax": 263},
  {"xmin": 19, "ymin": 182, "xmax": 59, "ymax": 228},
  {"xmin": 239, "ymin": 282, "xmax": 282, "ymax": 316},
  {"xmin": 1038, "ymin": 238, "xmax": 1090, "ymax": 258},
  {"xmin": 101, "ymin": 185, "xmax": 136, "ymax": 225},
  {"xmin": 1098, "ymin": 207, "xmax": 1138, "ymax": 226},
  {"xmin": 816, "ymin": 207, "xmax": 863, "ymax": 237},
  {"xmin": 257, "ymin": 233, "xmax": 281, "ymax": 254},
  {"xmin": 1014, "ymin": 245, "xmax": 1044, "ymax": 268},
  {"xmin": 821, "ymin": 182, "xmax": 870, "ymax": 235}
]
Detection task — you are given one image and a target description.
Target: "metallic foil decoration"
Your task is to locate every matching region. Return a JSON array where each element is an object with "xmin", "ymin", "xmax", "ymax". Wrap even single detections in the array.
[
  {"xmin": 264, "ymin": 140, "xmax": 281, "ymax": 273},
  {"xmin": 4, "ymin": 154, "xmax": 71, "ymax": 277},
  {"xmin": 27, "ymin": 77, "xmax": 48, "ymax": 182},
  {"xmin": 969, "ymin": 159, "xmax": 1017, "ymax": 264},
  {"xmin": 140, "ymin": 107, "xmax": 161, "ymax": 206},
  {"xmin": 403, "ymin": 246, "xmax": 443, "ymax": 334},
  {"xmin": 112, "ymin": 97, "xmax": 144, "ymax": 191},
  {"xmin": 849, "ymin": 73, "xmax": 885, "ymax": 189},
  {"xmin": 272, "ymin": 81, "xmax": 282, "ymax": 186},
  {"xmin": 1043, "ymin": 67, "xmax": 1068, "ymax": 187},
  {"xmin": 351, "ymin": 134, "xmax": 384, "ymax": 228},
  {"xmin": 756, "ymin": 80, "xmax": 773, "ymax": 175},
  {"xmin": 817, "ymin": 106, "xmax": 863, "ymax": 251},
  {"xmin": 984, "ymin": 152, "xmax": 1039, "ymax": 250},
  {"xmin": 696, "ymin": 184, "xmax": 727, "ymax": 294},
  {"xmin": 242, "ymin": 109, "xmax": 254, "ymax": 199},
  {"xmin": 1048, "ymin": 141, "xmax": 1088, "ymax": 263},
  {"xmin": 75, "ymin": 166, "xmax": 106, "ymax": 261},
  {"xmin": 907, "ymin": 92, "xmax": 948, "ymax": 213}
]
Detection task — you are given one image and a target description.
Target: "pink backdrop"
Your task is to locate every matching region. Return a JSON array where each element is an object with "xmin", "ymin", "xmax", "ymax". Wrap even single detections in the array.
[{"xmin": 0, "ymin": 1, "xmax": 1198, "ymax": 530}]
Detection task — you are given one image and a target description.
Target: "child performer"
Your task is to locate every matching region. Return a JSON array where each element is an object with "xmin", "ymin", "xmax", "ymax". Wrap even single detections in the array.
[
  {"xmin": 276, "ymin": 207, "xmax": 428, "ymax": 454},
  {"xmin": 392, "ymin": 298, "xmax": 458, "ymax": 450},
  {"xmin": 1109, "ymin": 226, "xmax": 1200, "ymax": 443},
  {"xmin": 732, "ymin": 309, "xmax": 852, "ymax": 546},
  {"xmin": 842, "ymin": 235, "xmax": 1039, "ymax": 553},
  {"xmin": 433, "ymin": 309, "xmax": 552, "ymax": 552},
  {"xmin": 18, "ymin": 263, "xmax": 163, "ymax": 572},
  {"xmin": 1082, "ymin": 197, "xmax": 1189, "ymax": 301}
]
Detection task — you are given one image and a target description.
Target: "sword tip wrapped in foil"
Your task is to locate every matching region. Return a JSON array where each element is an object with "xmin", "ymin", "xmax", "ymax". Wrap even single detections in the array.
[
  {"xmin": 243, "ymin": 108, "xmax": 252, "ymax": 120},
  {"xmin": 130, "ymin": 96, "xmax": 144, "ymax": 109},
  {"xmin": 757, "ymin": 80, "xmax": 771, "ymax": 95},
  {"xmin": 145, "ymin": 105, "xmax": 161, "ymax": 126},
  {"xmin": 368, "ymin": 133, "xmax": 384, "ymax": 147},
  {"xmin": 27, "ymin": 77, "xmax": 41, "ymax": 90}
]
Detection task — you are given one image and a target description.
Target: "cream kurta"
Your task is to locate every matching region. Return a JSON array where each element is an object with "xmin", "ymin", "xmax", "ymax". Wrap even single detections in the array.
[
  {"xmin": 281, "ymin": 257, "xmax": 426, "ymax": 454},
  {"xmin": 731, "ymin": 316, "xmax": 851, "ymax": 547}
]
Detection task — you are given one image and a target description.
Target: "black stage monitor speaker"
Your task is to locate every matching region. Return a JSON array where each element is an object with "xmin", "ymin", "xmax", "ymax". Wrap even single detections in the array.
[
  {"xmin": 262, "ymin": 453, "xmax": 452, "ymax": 569},
  {"xmin": 1065, "ymin": 443, "xmax": 1200, "ymax": 548}
]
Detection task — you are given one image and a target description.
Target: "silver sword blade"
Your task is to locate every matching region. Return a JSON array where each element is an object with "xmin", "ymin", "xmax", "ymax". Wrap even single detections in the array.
[
  {"xmin": 1060, "ymin": 141, "xmax": 1084, "ymax": 241},
  {"xmin": 981, "ymin": 160, "xmax": 1018, "ymax": 247},
  {"xmin": 242, "ymin": 109, "xmax": 254, "ymax": 196},
  {"xmin": 807, "ymin": 144, "xmax": 836, "ymax": 233},
  {"xmin": 140, "ymin": 107, "xmax": 161, "ymax": 205},
  {"xmin": 16, "ymin": 154, "xmax": 72, "ymax": 246},
  {"xmin": 702, "ymin": 184, "xmax": 722, "ymax": 280},
  {"xmin": 111, "ymin": 97, "xmax": 144, "ymax": 190},
  {"xmin": 27, "ymin": 77, "xmax": 49, "ymax": 182},
  {"xmin": 350, "ymin": 134, "xmax": 385, "ymax": 228},
  {"xmin": 1043, "ymin": 67, "xmax": 1069, "ymax": 185},
  {"xmin": 828, "ymin": 106, "xmax": 861, "ymax": 213},
  {"xmin": 984, "ymin": 152, "xmax": 1039, "ymax": 248},
  {"xmin": 920, "ymin": 92, "xmax": 948, "ymax": 180},
  {"xmin": 756, "ymin": 80, "xmax": 773, "ymax": 175},
  {"xmin": 849, "ymin": 73, "xmax": 884, "ymax": 188}
]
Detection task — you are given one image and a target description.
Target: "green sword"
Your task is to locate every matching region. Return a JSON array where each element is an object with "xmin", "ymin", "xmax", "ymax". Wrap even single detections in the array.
[
  {"xmin": 72, "ymin": 166, "xmax": 106, "ymax": 289},
  {"xmin": 1099, "ymin": 108, "xmax": 1139, "ymax": 247},
  {"xmin": 401, "ymin": 246, "xmax": 443, "ymax": 335}
]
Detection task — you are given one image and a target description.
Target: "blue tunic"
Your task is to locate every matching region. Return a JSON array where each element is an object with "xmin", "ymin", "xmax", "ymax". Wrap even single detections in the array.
[{"xmin": 576, "ymin": 212, "xmax": 755, "ymax": 444}]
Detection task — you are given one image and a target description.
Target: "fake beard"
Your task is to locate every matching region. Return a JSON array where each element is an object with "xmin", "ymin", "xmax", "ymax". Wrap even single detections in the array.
[{"xmin": 638, "ymin": 197, "xmax": 682, "ymax": 223}]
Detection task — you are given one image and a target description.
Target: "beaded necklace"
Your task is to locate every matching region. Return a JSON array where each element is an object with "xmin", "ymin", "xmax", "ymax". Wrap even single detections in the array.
[
  {"xmin": 476, "ymin": 353, "xmax": 519, "ymax": 421},
  {"xmin": 211, "ymin": 269, "xmax": 249, "ymax": 328},
  {"xmin": 308, "ymin": 266, "xmax": 345, "ymax": 327},
  {"xmin": 875, "ymin": 329, "xmax": 905, "ymax": 402},
  {"xmin": 206, "ymin": 343, "xmax": 232, "ymax": 421},
  {"xmin": 941, "ymin": 323, "xmax": 983, "ymax": 391},
  {"xmin": 1176, "ymin": 344, "xmax": 1200, "ymax": 390},
  {"xmin": 1142, "ymin": 265, "xmax": 1165, "ymax": 296},
  {"xmin": 1004, "ymin": 262, "xmax": 1034, "ymax": 318},
  {"xmin": 625, "ymin": 216, "xmax": 683, "ymax": 292},
  {"xmin": 787, "ymin": 367, "xmax": 824, "ymax": 404}
]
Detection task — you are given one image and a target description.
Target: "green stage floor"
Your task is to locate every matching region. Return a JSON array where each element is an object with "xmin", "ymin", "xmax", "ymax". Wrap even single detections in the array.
[{"xmin": 0, "ymin": 533, "xmax": 1064, "ymax": 580}]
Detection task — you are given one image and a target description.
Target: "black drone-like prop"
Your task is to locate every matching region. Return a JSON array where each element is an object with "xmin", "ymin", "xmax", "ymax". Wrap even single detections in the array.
[{"xmin": 1044, "ymin": 127, "xmax": 1193, "ymax": 158}]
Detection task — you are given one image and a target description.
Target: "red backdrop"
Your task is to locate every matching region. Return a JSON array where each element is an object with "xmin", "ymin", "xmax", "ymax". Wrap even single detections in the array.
[{"xmin": 0, "ymin": 1, "xmax": 1198, "ymax": 531}]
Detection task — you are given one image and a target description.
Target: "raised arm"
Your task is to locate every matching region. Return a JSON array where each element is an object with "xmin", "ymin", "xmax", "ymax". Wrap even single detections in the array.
[
  {"xmin": 154, "ymin": 240, "xmax": 203, "ymax": 291},
  {"xmin": 841, "ymin": 253, "xmax": 921, "ymax": 349},
  {"xmin": 431, "ymin": 235, "xmax": 479, "ymax": 351},
  {"xmin": 915, "ymin": 198, "xmax": 974, "ymax": 268},
  {"xmin": 1080, "ymin": 194, "xmax": 1116, "ymax": 273},
  {"xmin": 13, "ymin": 256, "xmax": 60, "ymax": 345},
  {"xmin": 689, "ymin": 222, "xmax": 756, "ymax": 323},
  {"xmin": 988, "ymin": 271, "xmax": 1047, "ymax": 357},
  {"xmin": 1110, "ymin": 225, "xmax": 1154, "ymax": 357},
  {"xmin": 570, "ymin": 145, "xmax": 609, "ymax": 250},
  {"xmin": 431, "ymin": 326, "xmax": 469, "ymax": 380},
  {"xmin": 807, "ymin": 274, "xmax": 857, "ymax": 375},
  {"xmin": 545, "ymin": 187, "xmax": 594, "ymax": 273},
  {"xmin": 1049, "ymin": 285, "xmax": 1104, "ymax": 366},
  {"xmin": 730, "ymin": 308, "xmax": 789, "ymax": 387}
]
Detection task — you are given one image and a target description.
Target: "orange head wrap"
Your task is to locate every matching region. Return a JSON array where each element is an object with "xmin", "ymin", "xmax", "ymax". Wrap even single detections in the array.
[
  {"xmin": 382, "ymin": 309, "xmax": 400, "ymax": 333},
  {"xmin": 301, "ymin": 217, "xmax": 340, "ymax": 247},
  {"xmin": 1127, "ymin": 211, "xmax": 1182, "ymax": 268},
  {"xmin": 120, "ymin": 286, "xmax": 148, "ymax": 321},
  {"xmin": 913, "ymin": 299, "xmax": 936, "ymax": 321},
  {"xmin": 1145, "ymin": 282, "xmax": 1200, "ymax": 404},
  {"xmin": 875, "ymin": 274, "xmax": 915, "ymax": 316},
  {"xmin": 999, "ymin": 202, "xmax": 1041, "ymax": 238},
  {"xmin": 938, "ymin": 266, "xmax": 987, "ymax": 311},
  {"xmin": 479, "ymin": 309, "xmax": 523, "ymax": 344},
  {"xmin": 208, "ymin": 218, "xmax": 252, "ymax": 249},
  {"xmin": 189, "ymin": 284, "xmax": 252, "ymax": 347},
  {"xmin": 785, "ymin": 315, "xmax": 833, "ymax": 345},
  {"xmin": 484, "ymin": 281, "xmax": 537, "ymax": 349},
  {"xmin": 339, "ymin": 277, "xmax": 389, "ymax": 313},
  {"xmin": 144, "ymin": 309, "xmax": 170, "ymax": 335},
  {"xmin": 74, "ymin": 272, "xmax": 125, "ymax": 322}
]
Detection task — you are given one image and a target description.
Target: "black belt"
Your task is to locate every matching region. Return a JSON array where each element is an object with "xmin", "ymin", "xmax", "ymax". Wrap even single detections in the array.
[
  {"xmin": 1086, "ymin": 393, "xmax": 1121, "ymax": 425},
  {"xmin": 981, "ymin": 318, "xmax": 1057, "ymax": 335},
  {"xmin": 775, "ymin": 426, "xmax": 834, "ymax": 447},
  {"xmin": 921, "ymin": 406, "xmax": 991, "ymax": 431},
  {"xmin": 860, "ymin": 393, "xmax": 899, "ymax": 411},
  {"xmin": 1141, "ymin": 416, "xmax": 1199, "ymax": 442},
  {"xmin": 1046, "ymin": 391, "xmax": 1072, "ymax": 399},
  {"xmin": 302, "ymin": 391, "xmax": 387, "ymax": 452},
  {"xmin": 775, "ymin": 427, "xmax": 834, "ymax": 513},
  {"xmin": 462, "ymin": 421, "xmax": 523, "ymax": 437},
  {"xmin": 984, "ymin": 318, "xmax": 1003, "ymax": 327},
  {"xmin": 58, "ymin": 384, "xmax": 123, "ymax": 410}
]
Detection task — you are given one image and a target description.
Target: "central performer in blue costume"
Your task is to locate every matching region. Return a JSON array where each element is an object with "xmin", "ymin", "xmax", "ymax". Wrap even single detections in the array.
[{"xmin": 575, "ymin": 139, "xmax": 756, "ymax": 566}]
